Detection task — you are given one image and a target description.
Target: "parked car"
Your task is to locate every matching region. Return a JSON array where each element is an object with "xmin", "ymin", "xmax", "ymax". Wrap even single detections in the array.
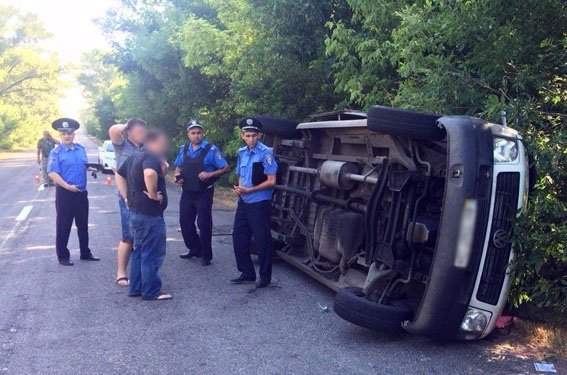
[
  {"xmin": 255, "ymin": 106, "xmax": 528, "ymax": 340},
  {"xmin": 98, "ymin": 140, "xmax": 116, "ymax": 173}
]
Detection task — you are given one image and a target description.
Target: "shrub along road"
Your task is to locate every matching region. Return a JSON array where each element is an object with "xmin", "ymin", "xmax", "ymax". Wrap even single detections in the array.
[{"xmin": 0, "ymin": 133, "xmax": 538, "ymax": 374}]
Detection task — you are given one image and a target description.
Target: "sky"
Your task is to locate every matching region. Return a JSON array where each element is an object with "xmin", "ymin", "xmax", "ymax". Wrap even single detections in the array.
[{"xmin": 0, "ymin": 0, "xmax": 115, "ymax": 118}]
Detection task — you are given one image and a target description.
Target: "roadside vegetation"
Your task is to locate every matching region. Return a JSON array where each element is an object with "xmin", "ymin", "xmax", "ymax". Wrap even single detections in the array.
[{"xmin": 0, "ymin": 5, "xmax": 62, "ymax": 150}]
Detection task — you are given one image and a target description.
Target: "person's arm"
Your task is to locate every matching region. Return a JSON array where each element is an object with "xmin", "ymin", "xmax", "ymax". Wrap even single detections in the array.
[
  {"xmin": 116, "ymin": 159, "xmax": 130, "ymax": 200},
  {"xmin": 115, "ymin": 173, "xmax": 128, "ymax": 200},
  {"xmin": 46, "ymin": 149, "xmax": 78, "ymax": 191},
  {"xmin": 108, "ymin": 124, "xmax": 126, "ymax": 145},
  {"xmin": 174, "ymin": 146, "xmax": 185, "ymax": 185},
  {"xmin": 48, "ymin": 172, "xmax": 80, "ymax": 192},
  {"xmin": 234, "ymin": 149, "xmax": 277, "ymax": 195},
  {"xmin": 234, "ymin": 175, "xmax": 275, "ymax": 195},
  {"xmin": 143, "ymin": 168, "xmax": 159, "ymax": 201},
  {"xmin": 198, "ymin": 146, "xmax": 231, "ymax": 181},
  {"xmin": 200, "ymin": 164, "xmax": 230, "ymax": 180},
  {"xmin": 37, "ymin": 141, "xmax": 41, "ymax": 163}
]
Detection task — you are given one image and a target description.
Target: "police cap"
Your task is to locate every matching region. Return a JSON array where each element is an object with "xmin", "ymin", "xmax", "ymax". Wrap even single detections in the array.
[
  {"xmin": 239, "ymin": 117, "xmax": 262, "ymax": 132},
  {"xmin": 186, "ymin": 119, "xmax": 204, "ymax": 131},
  {"xmin": 52, "ymin": 118, "xmax": 80, "ymax": 133}
]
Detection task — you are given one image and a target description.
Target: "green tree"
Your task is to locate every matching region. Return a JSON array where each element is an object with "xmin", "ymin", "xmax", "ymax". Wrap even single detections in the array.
[
  {"xmin": 0, "ymin": 5, "xmax": 62, "ymax": 150},
  {"xmin": 327, "ymin": 0, "xmax": 567, "ymax": 313}
]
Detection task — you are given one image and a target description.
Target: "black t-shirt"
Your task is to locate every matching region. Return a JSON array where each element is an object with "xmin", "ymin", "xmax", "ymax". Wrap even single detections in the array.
[{"xmin": 118, "ymin": 151, "xmax": 168, "ymax": 216}]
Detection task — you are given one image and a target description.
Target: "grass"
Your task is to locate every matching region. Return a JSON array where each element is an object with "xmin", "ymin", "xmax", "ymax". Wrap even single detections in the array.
[
  {"xmin": 514, "ymin": 320, "xmax": 567, "ymax": 358},
  {"xmin": 490, "ymin": 318, "xmax": 567, "ymax": 368}
]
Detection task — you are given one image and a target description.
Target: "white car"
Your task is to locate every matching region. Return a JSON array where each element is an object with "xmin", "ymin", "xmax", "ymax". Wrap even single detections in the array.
[{"xmin": 98, "ymin": 140, "xmax": 116, "ymax": 173}]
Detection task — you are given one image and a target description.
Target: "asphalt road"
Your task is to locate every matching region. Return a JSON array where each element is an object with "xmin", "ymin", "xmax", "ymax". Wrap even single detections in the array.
[{"xmin": 0, "ymin": 132, "xmax": 536, "ymax": 375}]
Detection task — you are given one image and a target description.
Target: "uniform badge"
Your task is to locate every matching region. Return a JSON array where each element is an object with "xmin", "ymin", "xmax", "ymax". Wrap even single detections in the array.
[
  {"xmin": 246, "ymin": 119, "xmax": 253, "ymax": 125},
  {"xmin": 265, "ymin": 155, "xmax": 273, "ymax": 165},
  {"xmin": 62, "ymin": 121, "xmax": 69, "ymax": 128}
]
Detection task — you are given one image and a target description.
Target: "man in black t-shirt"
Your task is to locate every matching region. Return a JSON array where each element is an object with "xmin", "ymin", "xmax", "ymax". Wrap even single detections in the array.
[{"xmin": 117, "ymin": 130, "xmax": 171, "ymax": 301}]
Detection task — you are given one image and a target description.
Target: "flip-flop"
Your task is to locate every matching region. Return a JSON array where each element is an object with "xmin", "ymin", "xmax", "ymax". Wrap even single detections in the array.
[
  {"xmin": 152, "ymin": 293, "xmax": 173, "ymax": 301},
  {"xmin": 115, "ymin": 277, "xmax": 129, "ymax": 287}
]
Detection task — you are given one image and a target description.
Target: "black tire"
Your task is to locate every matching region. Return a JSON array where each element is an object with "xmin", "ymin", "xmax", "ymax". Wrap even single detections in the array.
[
  {"xmin": 367, "ymin": 105, "xmax": 444, "ymax": 141},
  {"xmin": 334, "ymin": 287, "xmax": 412, "ymax": 332},
  {"xmin": 255, "ymin": 116, "xmax": 300, "ymax": 139}
]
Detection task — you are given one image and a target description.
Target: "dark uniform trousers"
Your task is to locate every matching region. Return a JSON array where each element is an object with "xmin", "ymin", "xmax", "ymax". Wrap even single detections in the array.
[
  {"xmin": 179, "ymin": 188, "xmax": 214, "ymax": 261},
  {"xmin": 55, "ymin": 187, "xmax": 89, "ymax": 260},
  {"xmin": 232, "ymin": 199, "xmax": 273, "ymax": 282}
]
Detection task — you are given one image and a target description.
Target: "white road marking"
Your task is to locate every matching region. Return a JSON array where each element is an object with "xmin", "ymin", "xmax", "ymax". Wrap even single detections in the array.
[
  {"xmin": 15, "ymin": 205, "xmax": 33, "ymax": 222},
  {"xmin": 0, "ymin": 191, "xmax": 40, "ymax": 252}
]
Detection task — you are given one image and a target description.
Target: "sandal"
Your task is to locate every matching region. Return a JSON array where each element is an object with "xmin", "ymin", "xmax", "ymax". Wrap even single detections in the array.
[
  {"xmin": 116, "ymin": 277, "xmax": 129, "ymax": 287},
  {"xmin": 148, "ymin": 293, "xmax": 173, "ymax": 301}
]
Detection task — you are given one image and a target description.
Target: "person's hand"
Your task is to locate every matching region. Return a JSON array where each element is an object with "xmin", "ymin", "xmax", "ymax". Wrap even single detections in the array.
[
  {"xmin": 143, "ymin": 191, "xmax": 161, "ymax": 202},
  {"xmin": 66, "ymin": 184, "xmax": 80, "ymax": 193},
  {"xmin": 157, "ymin": 191, "xmax": 164, "ymax": 204},
  {"xmin": 174, "ymin": 175, "xmax": 184, "ymax": 186},
  {"xmin": 198, "ymin": 171, "xmax": 212, "ymax": 181},
  {"xmin": 161, "ymin": 161, "xmax": 169, "ymax": 174},
  {"xmin": 233, "ymin": 185, "xmax": 252, "ymax": 195}
]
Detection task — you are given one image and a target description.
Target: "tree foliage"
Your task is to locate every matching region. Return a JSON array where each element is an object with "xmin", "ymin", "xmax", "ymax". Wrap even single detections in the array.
[
  {"xmin": 327, "ymin": 0, "xmax": 566, "ymax": 313},
  {"xmin": 0, "ymin": 5, "xmax": 62, "ymax": 150}
]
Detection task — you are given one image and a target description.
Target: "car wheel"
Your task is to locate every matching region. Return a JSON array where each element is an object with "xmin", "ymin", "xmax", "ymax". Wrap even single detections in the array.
[
  {"xmin": 367, "ymin": 105, "xmax": 444, "ymax": 141},
  {"xmin": 334, "ymin": 287, "xmax": 412, "ymax": 332},
  {"xmin": 255, "ymin": 116, "xmax": 301, "ymax": 139}
]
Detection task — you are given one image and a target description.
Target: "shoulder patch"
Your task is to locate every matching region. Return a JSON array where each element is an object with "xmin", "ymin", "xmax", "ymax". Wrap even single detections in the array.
[{"xmin": 264, "ymin": 152, "xmax": 274, "ymax": 166}]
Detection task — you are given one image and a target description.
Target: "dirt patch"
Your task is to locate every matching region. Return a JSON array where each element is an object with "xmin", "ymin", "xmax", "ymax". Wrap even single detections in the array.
[
  {"xmin": 487, "ymin": 319, "xmax": 566, "ymax": 372},
  {"xmin": 165, "ymin": 170, "xmax": 236, "ymax": 210}
]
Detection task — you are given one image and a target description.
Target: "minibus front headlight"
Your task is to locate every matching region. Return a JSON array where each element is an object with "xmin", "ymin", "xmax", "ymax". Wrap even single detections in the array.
[{"xmin": 494, "ymin": 138, "xmax": 519, "ymax": 163}]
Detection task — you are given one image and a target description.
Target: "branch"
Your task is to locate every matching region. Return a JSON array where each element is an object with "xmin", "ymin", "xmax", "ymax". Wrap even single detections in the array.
[
  {"xmin": 448, "ymin": 70, "xmax": 511, "ymax": 101},
  {"xmin": 0, "ymin": 73, "xmax": 41, "ymax": 97}
]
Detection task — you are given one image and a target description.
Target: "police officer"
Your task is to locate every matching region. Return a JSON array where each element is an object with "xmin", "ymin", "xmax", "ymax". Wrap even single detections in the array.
[
  {"xmin": 47, "ymin": 118, "xmax": 99, "ymax": 266},
  {"xmin": 175, "ymin": 120, "xmax": 230, "ymax": 266},
  {"xmin": 231, "ymin": 118, "xmax": 278, "ymax": 288}
]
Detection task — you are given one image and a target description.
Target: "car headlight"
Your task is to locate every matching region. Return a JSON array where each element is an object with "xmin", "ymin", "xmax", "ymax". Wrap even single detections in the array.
[
  {"xmin": 460, "ymin": 307, "xmax": 492, "ymax": 338},
  {"xmin": 494, "ymin": 137, "xmax": 519, "ymax": 163}
]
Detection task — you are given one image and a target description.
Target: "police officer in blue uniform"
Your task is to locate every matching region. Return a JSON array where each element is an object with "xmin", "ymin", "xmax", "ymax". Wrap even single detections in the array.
[
  {"xmin": 48, "ymin": 118, "xmax": 99, "ymax": 266},
  {"xmin": 231, "ymin": 118, "xmax": 278, "ymax": 288},
  {"xmin": 175, "ymin": 120, "xmax": 230, "ymax": 266}
]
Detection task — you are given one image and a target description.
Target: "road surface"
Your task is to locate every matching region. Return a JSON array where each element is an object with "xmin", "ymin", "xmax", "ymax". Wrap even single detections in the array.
[{"xmin": 0, "ymin": 132, "xmax": 534, "ymax": 374}]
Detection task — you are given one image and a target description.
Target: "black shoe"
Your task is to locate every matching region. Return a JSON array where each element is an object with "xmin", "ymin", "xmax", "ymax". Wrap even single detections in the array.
[
  {"xmin": 230, "ymin": 274, "xmax": 256, "ymax": 284},
  {"xmin": 80, "ymin": 254, "xmax": 100, "ymax": 261},
  {"xmin": 201, "ymin": 259, "xmax": 212, "ymax": 266},
  {"xmin": 256, "ymin": 279, "xmax": 270, "ymax": 288},
  {"xmin": 59, "ymin": 259, "xmax": 74, "ymax": 266},
  {"xmin": 179, "ymin": 252, "xmax": 200, "ymax": 259}
]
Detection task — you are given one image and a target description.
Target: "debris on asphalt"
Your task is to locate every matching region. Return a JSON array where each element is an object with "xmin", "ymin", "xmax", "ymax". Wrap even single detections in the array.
[
  {"xmin": 318, "ymin": 303, "xmax": 329, "ymax": 313},
  {"xmin": 534, "ymin": 362, "xmax": 557, "ymax": 373},
  {"xmin": 495, "ymin": 315, "xmax": 514, "ymax": 329}
]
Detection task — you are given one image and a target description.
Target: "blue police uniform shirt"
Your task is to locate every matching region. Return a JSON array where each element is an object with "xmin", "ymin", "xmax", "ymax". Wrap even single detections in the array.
[
  {"xmin": 174, "ymin": 139, "xmax": 227, "ymax": 172},
  {"xmin": 47, "ymin": 143, "xmax": 88, "ymax": 191},
  {"xmin": 236, "ymin": 141, "xmax": 278, "ymax": 204}
]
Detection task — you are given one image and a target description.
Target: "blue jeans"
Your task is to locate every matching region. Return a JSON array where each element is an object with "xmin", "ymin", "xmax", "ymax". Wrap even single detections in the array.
[
  {"xmin": 129, "ymin": 212, "xmax": 166, "ymax": 299},
  {"xmin": 118, "ymin": 195, "xmax": 133, "ymax": 243}
]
